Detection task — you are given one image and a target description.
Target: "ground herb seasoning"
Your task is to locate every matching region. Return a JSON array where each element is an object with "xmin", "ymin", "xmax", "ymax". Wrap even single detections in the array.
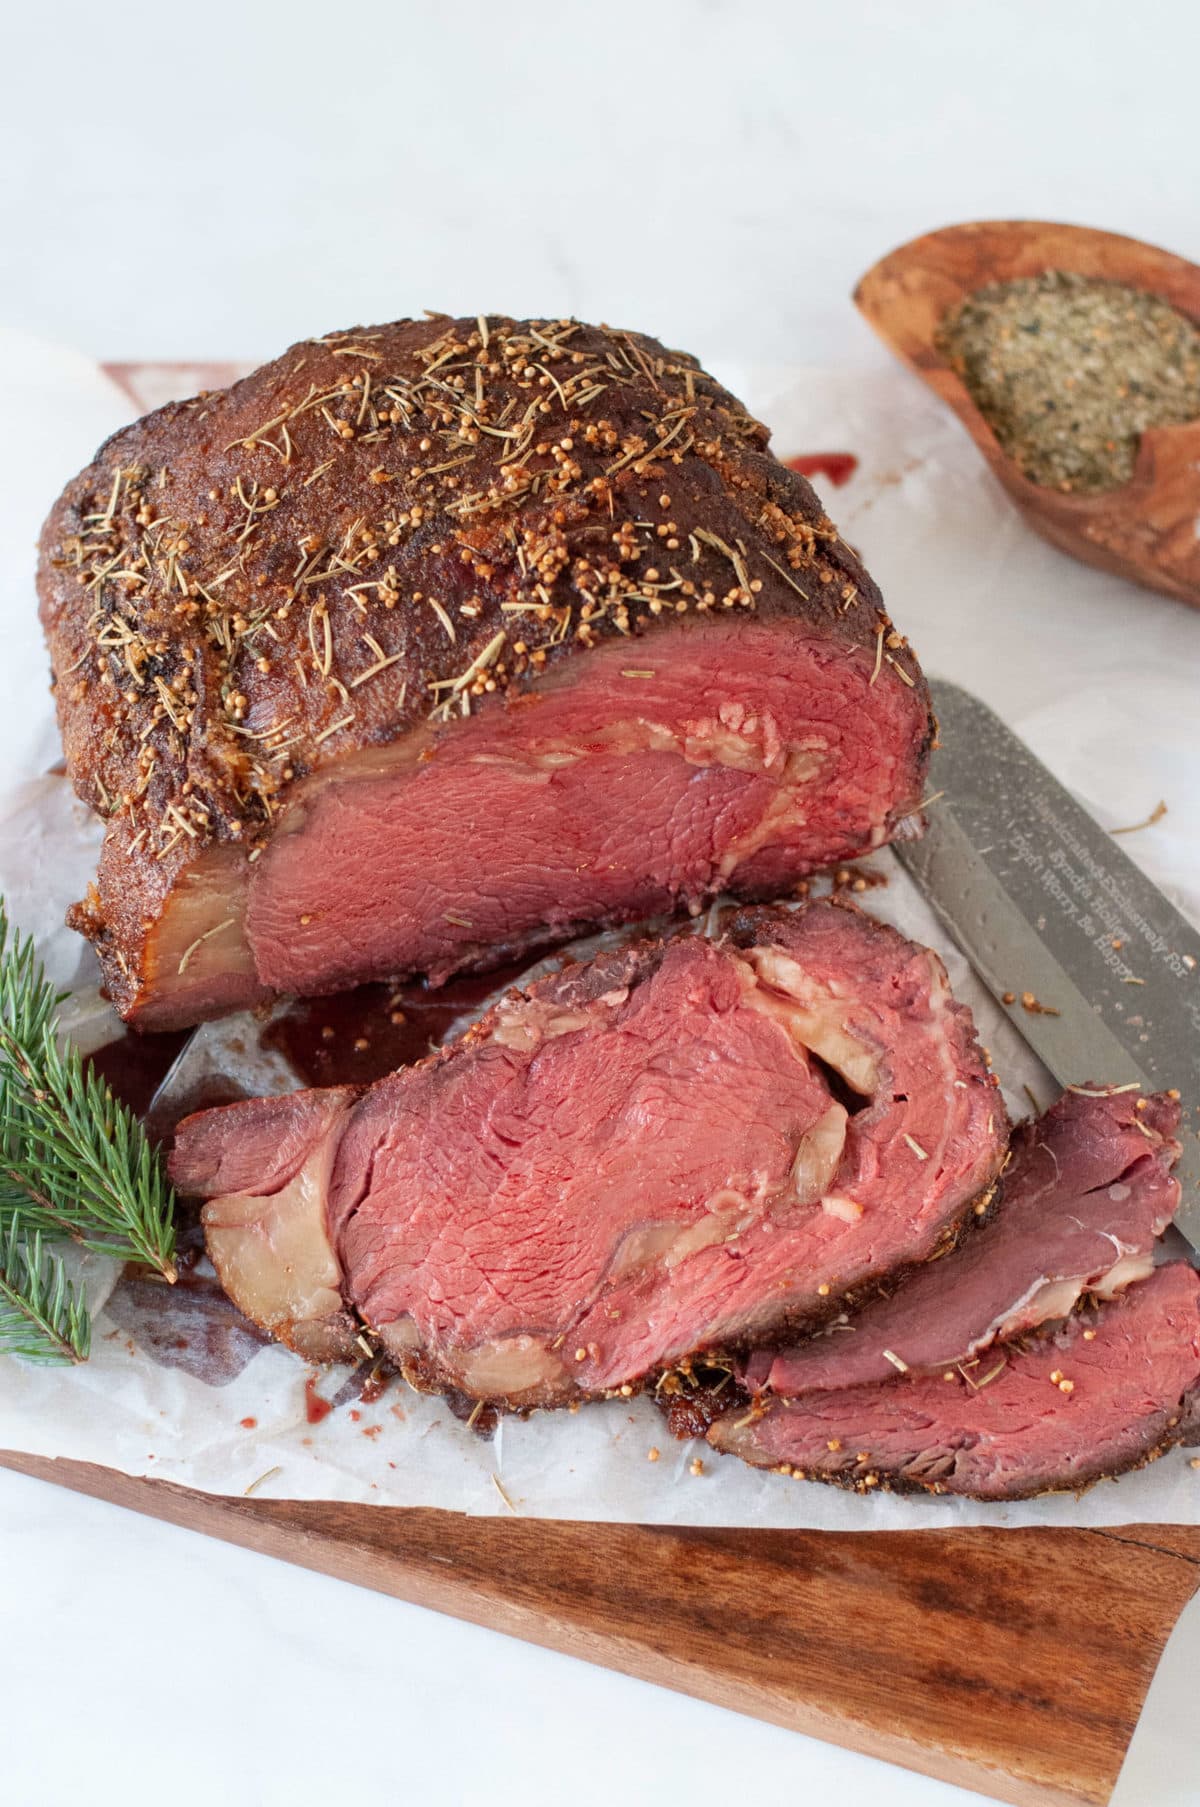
[{"xmin": 937, "ymin": 271, "xmax": 1200, "ymax": 492}]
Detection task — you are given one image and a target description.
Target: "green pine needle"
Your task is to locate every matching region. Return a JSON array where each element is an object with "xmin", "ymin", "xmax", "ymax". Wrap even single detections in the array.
[
  {"xmin": 0, "ymin": 1216, "xmax": 90, "ymax": 1364},
  {"xmin": 0, "ymin": 900, "xmax": 177, "ymax": 1363}
]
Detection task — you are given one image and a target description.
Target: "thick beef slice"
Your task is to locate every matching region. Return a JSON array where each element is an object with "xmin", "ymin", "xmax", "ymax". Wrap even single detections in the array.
[
  {"xmin": 40, "ymin": 317, "xmax": 931, "ymax": 1030},
  {"xmin": 745, "ymin": 1086, "xmax": 1182, "ymax": 1395},
  {"xmin": 709, "ymin": 1263, "xmax": 1200, "ymax": 1500},
  {"xmin": 170, "ymin": 902, "xmax": 1005, "ymax": 1406}
]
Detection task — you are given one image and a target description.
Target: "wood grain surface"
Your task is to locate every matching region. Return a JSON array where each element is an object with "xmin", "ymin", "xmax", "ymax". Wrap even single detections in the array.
[
  {"xmin": 4, "ymin": 1449, "xmax": 1198, "ymax": 1807},
  {"xmin": 855, "ymin": 220, "xmax": 1200, "ymax": 609}
]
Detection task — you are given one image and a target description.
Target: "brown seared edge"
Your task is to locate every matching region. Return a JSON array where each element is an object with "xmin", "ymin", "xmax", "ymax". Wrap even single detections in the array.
[
  {"xmin": 38, "ymin": 317, "xmax": 931, "ymax": 1021},
  {"xmin": 691, "ymin": 1320, "xmax": 1200, "ymax": 1506},
  {"xmin": 695, "ymin": 1399, "xmax": 1200, "ymax": 1505}
]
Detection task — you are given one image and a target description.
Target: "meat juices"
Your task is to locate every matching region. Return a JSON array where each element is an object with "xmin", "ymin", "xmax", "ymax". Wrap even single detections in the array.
[
  {"xmin": 40, "ymin": 317, "xmax": 931, "ymax": 1030},
  {"xmin": 170, "ymin": 902, "xmax": 1006, "ymax": 1403}
]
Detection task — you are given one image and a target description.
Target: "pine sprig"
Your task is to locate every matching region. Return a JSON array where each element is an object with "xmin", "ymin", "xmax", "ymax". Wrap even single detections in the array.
[
  {"xmin": 0, "ymin": 1217, "xmax": 90, "ymax": 1364},
  {"xmin": 0, "ymin": 901, "xmax": 177, "ymax": 1362},
  {"xmin": 0, "ymin": 1032, "xmax": 178, "ymax": 1276}
]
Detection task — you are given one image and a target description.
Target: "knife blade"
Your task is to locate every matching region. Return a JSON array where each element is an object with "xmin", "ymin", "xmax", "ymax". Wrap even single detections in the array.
[{"xmin": 895, "ymin": 679, "xmax": 1200, "ymax": 1239}]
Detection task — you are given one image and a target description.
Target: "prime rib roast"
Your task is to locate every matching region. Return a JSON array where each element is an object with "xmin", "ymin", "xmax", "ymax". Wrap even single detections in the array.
[
  {"xmin": 170, "ymin": 901, "xmax": 1007, "ymax": 1405},
  {"xmin": 707, "ymin": 1262, "xmax": 1200, "ymax": 1501},
  {"xmin": 39, "ymin": 316, "xmax": 931, "ymax": 1031},
  {"xmin": 741, "ymin": 1085, "xmax": 1182, "ymax": 1395},
  {"xmin": 45, "ymin": 312, "xmax": 1192, "ymax": 1505}
]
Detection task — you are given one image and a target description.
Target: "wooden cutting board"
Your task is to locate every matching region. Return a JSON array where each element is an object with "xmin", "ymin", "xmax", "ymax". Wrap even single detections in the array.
[{"xmin": 3, "ymin": 1449, "xmax": 1198, "ymax": 1807}]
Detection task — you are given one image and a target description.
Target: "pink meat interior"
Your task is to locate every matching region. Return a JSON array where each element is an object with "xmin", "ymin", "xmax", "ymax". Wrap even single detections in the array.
[
  {"xmin": 753, "ymin": 1087, "xmax": 1182, "ymax": 1395},
  {"xmin": 244, "ymin": 620, "xmax": 921, "ymax": 995}
]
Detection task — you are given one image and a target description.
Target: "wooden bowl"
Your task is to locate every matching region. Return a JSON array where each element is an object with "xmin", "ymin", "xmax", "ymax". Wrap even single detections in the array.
[{"xmin": 854, "ymin": 220, "xmax": 1200, "ymax": 609}]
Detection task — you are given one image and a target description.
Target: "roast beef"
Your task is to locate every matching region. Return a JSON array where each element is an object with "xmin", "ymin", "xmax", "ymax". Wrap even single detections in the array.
[
  {"xmin": 707, "ymin": 1262, "xmax": 1200, "ymax": 1500},
  {"xmin": 169, "ymin": 901, "xmax": 1006, "ymax": 1403},
  {"xmin": 743, "ymin": 1085, "xmax": 1182, "ymax": 1395},
  {"xmin": 39, "ymin": 317, "xmax": 932, "ymax": 1030}
]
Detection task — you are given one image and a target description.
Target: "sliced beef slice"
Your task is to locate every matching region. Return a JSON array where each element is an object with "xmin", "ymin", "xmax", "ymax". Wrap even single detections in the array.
[
  {"xmin": 190, "ymin": 1087, "xmax": 360, "ymax": 1361},
  {"xmin": 170, "ymin": 901, "xmax": 1005, "ymax": 1407},
  {"xmin": 40, "ymin": 317, "xmax": 931, "ymax": 1030},
  {"xmin": 744, "ymin": 1085, "xmax": 1182, "ymax": 1395},
  {"xmin": 709, "ymin": 1262, "xmax": 1200, "ymax": 1501}
]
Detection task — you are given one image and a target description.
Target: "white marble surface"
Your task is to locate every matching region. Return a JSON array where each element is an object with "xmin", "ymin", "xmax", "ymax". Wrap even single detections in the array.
[{"xmin": 3, "ymin": 2, "xmax": 1200, "ymax": 1802}]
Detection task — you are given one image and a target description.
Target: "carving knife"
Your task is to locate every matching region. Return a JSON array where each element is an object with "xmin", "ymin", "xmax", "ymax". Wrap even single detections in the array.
[{"xmin": 894, "ymin": 679, "xmax": 1200, "ymax": 1242}]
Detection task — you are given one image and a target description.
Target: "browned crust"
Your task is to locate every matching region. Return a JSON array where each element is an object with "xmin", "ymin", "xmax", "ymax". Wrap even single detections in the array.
[
  {"xmin": 701, "ymin": 1390, "xmax": 1200, "ymax": 1503},
  {"xmin": 38, "ymin": 315, "xmax": 930, "ymax": 1019}
]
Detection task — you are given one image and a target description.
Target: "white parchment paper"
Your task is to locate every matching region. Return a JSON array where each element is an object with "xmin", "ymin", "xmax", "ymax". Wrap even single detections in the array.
[{"xmin": 0, "ymin": 336, "xmax": 1197, "ymax": 1528}]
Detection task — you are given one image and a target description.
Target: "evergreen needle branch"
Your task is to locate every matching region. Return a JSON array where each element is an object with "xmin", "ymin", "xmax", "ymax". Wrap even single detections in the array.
[
  {"xmin": 0, "ymin": 1216, "xmax": 90, "ymax": 1364},
  {"xmin": 0, "ymin": 902, "xmax": 176, "ymax": 1366},
  {"xmin": 0, "ymin": 1028, "xmax": 178, "ymax": 1277}
]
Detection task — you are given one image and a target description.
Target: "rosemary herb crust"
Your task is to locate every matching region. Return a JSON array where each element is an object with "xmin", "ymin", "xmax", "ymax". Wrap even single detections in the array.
[{"xmin": 38, "ymin": 316, "xmax": 928, "ymax": 1017}]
